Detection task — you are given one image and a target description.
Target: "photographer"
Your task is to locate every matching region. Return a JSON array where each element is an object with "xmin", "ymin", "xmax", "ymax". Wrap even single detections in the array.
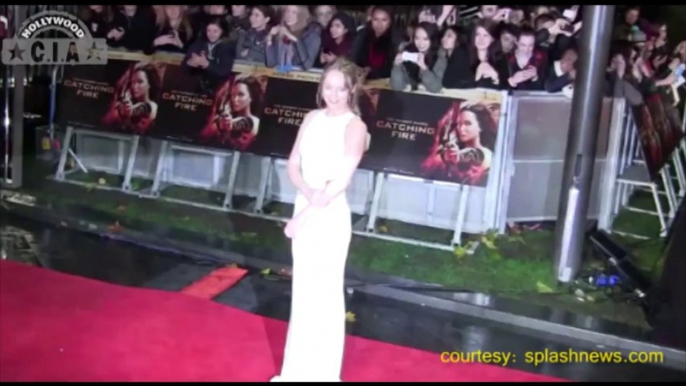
[{"xmin": 390, "ymin": 22, "xmax": 440, "ymax": 92}]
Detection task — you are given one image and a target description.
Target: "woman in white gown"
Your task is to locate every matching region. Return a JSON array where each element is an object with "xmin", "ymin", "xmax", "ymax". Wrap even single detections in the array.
[{"xmin": 270, "ymin": 58, "xmax": 368, "ymax": 382}]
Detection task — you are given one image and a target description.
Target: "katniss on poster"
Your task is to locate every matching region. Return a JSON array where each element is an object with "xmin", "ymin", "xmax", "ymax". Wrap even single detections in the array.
[
  {"xmin": 421, "ymin": 101, "xmax": 498, "ymax": 186},
  {"xmin": 102, "ymin": 62, "xmax": 165, "ymax": 135},
  {"xmin": 200, "ymin": 74, "xmax": 265, "ymax": 151}
]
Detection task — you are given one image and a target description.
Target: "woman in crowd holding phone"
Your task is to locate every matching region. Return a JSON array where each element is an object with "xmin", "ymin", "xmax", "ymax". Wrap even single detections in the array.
[{"xmin": 390, "ymin": 22, "xmax": 440, "ymax": 92}]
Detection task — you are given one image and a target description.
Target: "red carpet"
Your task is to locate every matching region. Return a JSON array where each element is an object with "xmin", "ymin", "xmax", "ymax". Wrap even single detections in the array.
[{"xmin": 0, "ymin": 260, "xmax": 564, "ymax": 382}]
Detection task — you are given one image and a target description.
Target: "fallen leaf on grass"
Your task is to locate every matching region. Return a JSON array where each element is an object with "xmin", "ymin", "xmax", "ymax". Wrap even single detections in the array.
[
  {"xmin": 453, "ymin": 245, "xmax": 468, "ymax": 259},
  {"xmin": 107, "ymin": 221, "xmax": 123, "ymax": 233},
  {"xmin": 480, "ymin": 236, "xmax": 497, "ymax": 250},
  {"xmin": 345, "ymin": 311, "xmax": 356, "ymax": 323},
  {"xmin": 536, "ymin": 281, "xmax": 554, "ymax": 293}
]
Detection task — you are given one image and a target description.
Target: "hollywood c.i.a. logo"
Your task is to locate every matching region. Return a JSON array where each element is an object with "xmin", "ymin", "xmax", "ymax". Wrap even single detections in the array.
[{"xmin": 2, "ymin": 10, "xmax": 108, "ymax": 65}]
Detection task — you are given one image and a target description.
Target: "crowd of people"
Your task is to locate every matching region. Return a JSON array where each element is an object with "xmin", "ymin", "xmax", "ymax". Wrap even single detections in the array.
[{"xmin": 79, "ymin": 5, "xmax": 685, "ymax": 102}]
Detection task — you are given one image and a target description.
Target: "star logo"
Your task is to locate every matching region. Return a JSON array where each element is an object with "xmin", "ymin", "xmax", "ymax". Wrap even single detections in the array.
[
  {"xmin": 9, "ymin": 41, "xmax": 25, "ymax": 62},
  {"xmin": 87, "ymin": 41, "xmax": 101, "ymax": 61}
]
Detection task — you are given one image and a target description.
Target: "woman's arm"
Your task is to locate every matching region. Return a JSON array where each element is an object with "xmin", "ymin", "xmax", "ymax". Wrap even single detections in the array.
[
  {"xmin": 314, "ymin": 117, "xmax": 368, "ymax": 204},
  {"xmin": 285, "ymin": 117, "xmax": 368, "ymax": 238},
  {"xmin": 421, "ymin": 52, "xmax": 447, "ymax": 93},
  {"xmin": 293, "ymin": 28, "xmax": 322, "ymax": 70},
  {"xmin": 265, "ymin": 34, "xmax": 278, "ymax": 68},
  {"xmin": 390, "ymin": 62, "xmax": 410, "ymax": 91},
  {"xmin": 205, "ymin": 43, "xmax": 235, "ymax": 79},
  {"xmin": 286, "ymin": 110, "xmax": 318, "ymax": 201}
]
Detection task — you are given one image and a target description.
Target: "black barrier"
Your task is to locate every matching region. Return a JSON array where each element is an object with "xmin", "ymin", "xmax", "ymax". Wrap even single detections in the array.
[{"xmin": 56, "ymin": 51, "xmax": 505, "ymax": 187}]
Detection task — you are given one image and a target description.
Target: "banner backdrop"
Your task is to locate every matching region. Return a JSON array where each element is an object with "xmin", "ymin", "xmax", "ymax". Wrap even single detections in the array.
[
  {"xmin": 632, "ymin": 90, "xmax": 684, "ymax": 180},
  {"xmin": 363, "ymin": 89, "xmax": 502, "ymax": 187},
  {"xmin": 59, "ymin": 58, "xmax": 167, "ymax": 136},
  {"xmin": 245, "ymin": 71, "xmax": 319, "ymax": 158},
  {"xmin": 56, "ymin": 52, "xmax": 507, "ymax": 187}
]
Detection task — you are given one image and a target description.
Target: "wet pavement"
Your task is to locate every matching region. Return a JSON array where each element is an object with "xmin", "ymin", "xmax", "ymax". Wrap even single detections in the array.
[{"xmin": 1, "ymin": 212, "xmax": 685, "ymax": 382}]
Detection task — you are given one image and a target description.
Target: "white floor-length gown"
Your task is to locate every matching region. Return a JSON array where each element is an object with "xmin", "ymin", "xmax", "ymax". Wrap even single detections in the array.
[{"xmin": 271, "ymin": 109, "xmax": 356, "ymax": 382}]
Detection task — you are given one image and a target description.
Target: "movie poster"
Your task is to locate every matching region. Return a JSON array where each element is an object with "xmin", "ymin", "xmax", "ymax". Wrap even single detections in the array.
[
  {"xmin": 58, "ymin": 59, "xmax": 166, "ymax": 136},
  {"xmin": 198, "ymin": 72, "xmax": 270, "ymax": 152},
  {"xmin": 153, "ymin": 65, "xmax": 221, "ymax": 145},
  {"xmin": 633, "ymin": 91, "xmax": 684, "ymax": 180},
  {"xmin": 251, "ymin": 75, "xmax": 319, "ymax": 158},
  {"xmin": 100, "ymin": 60, "xmax": 166, "ymax": 135},
  {"xmin": 365, "ymin": 90, "xmax": 501, "ymax": 187}
]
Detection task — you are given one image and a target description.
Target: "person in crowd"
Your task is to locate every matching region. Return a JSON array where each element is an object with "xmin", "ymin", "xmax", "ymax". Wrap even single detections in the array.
[
  {"xmin": 190, "ymin": 5, "xmax": 227, "ymax": 41},
  {"xmin": 79, "ymin": 5, "xmax": 115, "ymax": 42},
  {"xmin": 507, "ymin": 7, "xmax": 526, "ymax": 26},
  {"xmin": 534, "ymin": 13, "xmax": 579, "ymax": 62},
  {"xmin": 318, "ymin": 11, "xmax": 355, "ymax": 68},
  {"xmin": 357, "ymin": 5, "xmax": 375, "ymax": 32},
  {"xmin": 313, "ymin": 5, "xmax": 337, "ymax": 29},
  {"xmin": 151, "ymin": 5, "xmax": 165, "ymax": 31},
  {"xmin": 108, "ymin": 5, "xmax": 157, "ymax": 52},
  {"xmin": 506, "ymin": 26, "xmax": 548, "ymax": 90},
  {"xmin": 499, "ymin": 23, "xmax": 518, "ymax": 55},
  {"xmin": 442, "ymin": 18, "xmax": 507, "ymax": 90},
  {"xmin": 404, "ymin": 20, "xmax": 418, "ymax": 47},
  {"xmin": 528, "ymin": 5, "xmax": 551, "ymax": 27},
  {"xmin": 405, "ymin": 25, "xmax": 459, "ymax": 93},
  {"xmin": 227, "ymin": 5, "xmax": 251, "ymax": 43},
  {"xmin": 604, "ymin": 47, "xmax": 644, "ymax": 105},
  {"xmin": 544, "ymin": 45, "xmax": 578, "ymax": 94},
  {"xmin": 418, "ymin": 5, "xmax": 459, "ymax": 28},
  {"xmin": 477, "ymin": 5, "xmax": 500, "ymax": 21},
  {"xmin": 236, "ymin": 5, "xmax": 275, "ymax": 64},
  {"xmin": 650, "ymin": 22, "xmax": 670, "ymax": 71},
  {"xmin": 350, "ymin": 6, "xmax": 404, "ymax": 80},
  {"xmin": 149, "ymin": 5, "xmax": 194, "ymax": 54},
  {"xmin": 265, "ymin": 5, "xmax": 322, "ymax": 71},
  {"xmin": 390, "ymin": 22, "xmax": 440, "ymax": 91},
  {"xmin": 613, "ymin": 6, "xmax": 655, "ymax": 43},
  {"xmin": 183, "ymin": 16, "xmax": 235, "ymax": 88}
]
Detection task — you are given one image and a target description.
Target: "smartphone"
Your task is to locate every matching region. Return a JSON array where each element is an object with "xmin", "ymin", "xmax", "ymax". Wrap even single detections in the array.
[
  {"xmin": 562, "ymin": 7, "xmax": 577, "ymax": 21},
  {"xmin": 402, "ymin": 52, "xmax": 419, "ymax": 62},
  {"xmin": 561, "ymin": 22, "xmax": 575, "ymax": 33}
]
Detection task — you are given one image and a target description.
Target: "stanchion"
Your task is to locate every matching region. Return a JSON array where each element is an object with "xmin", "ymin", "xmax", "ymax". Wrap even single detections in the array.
[
  {"xmin": 148, "ymin": 141, "xmax": 242, "ymax": 212},
  {"xmin": 53, "ymin": 126, "xmax": 140, "ymax": 194}
]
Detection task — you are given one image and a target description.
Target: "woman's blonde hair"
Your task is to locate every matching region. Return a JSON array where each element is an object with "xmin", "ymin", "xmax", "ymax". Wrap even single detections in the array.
[
  {"xmin": 281, "ymin": 5, "xmax": 311, "ymax": 37},
  {"xmin": 316, "ymin": 57, "xmax": 365, "ymax": 115}
]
